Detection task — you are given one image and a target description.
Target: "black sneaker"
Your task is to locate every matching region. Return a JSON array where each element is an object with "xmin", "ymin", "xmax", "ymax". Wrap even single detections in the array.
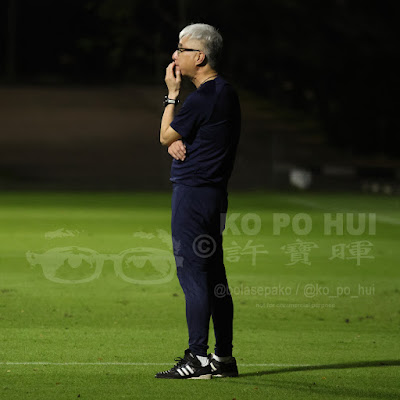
[
  {"xmin": 155, "ymin": 349, "xmax": 212, "ymax": 379},
  {"xmin": 208, "ymin": 353, "xmax": 239, "ymax": 377}
]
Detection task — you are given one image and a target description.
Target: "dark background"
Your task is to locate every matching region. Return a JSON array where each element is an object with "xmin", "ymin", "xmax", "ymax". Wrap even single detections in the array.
[{"xmin": 1, "ymin": 0, "xmax": 399, "ymax": 191}]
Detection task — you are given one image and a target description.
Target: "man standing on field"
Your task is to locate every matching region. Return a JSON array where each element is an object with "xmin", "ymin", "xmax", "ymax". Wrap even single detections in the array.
[{"xmin": 156, "ymin": 23, "xmax": 241, "ymax": 380}]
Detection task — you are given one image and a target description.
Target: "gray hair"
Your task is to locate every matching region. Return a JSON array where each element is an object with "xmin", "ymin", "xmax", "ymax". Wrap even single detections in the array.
[{"xmin": 179, "ymin": 23, "xmax": 223, "ymax": 71}]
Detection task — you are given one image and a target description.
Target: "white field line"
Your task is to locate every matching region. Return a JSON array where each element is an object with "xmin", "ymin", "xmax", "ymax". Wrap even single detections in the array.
[
  {"xmin": 286, "ymin": 197, "xmax": 400, "ymax": 226},
  {"xmin": 0, "ymin": 361, "xmax": 308, "ymax": 368}
]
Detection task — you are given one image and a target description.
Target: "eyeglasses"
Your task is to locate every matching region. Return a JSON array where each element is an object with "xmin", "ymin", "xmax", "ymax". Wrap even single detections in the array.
[{"xmin": 176, "ymin": 47, "xmax": 201, "ymax": 54}]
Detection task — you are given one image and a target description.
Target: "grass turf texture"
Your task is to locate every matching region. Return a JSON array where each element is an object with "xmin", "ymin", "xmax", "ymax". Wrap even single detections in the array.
[{"xmin": 0, "ymin": 191, "xmax": 399, "ymax": 400}]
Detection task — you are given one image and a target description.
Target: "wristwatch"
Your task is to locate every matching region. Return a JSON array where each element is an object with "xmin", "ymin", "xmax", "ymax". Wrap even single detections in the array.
[{"xmin": 164, "ymin": 96, "xmax": 180, "ymax": 107}]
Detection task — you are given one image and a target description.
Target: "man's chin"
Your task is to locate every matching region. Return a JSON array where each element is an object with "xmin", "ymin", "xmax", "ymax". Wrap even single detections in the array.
[{"xmin": 178, "ymin": 70, "xmax": 187, "ymax": 78}]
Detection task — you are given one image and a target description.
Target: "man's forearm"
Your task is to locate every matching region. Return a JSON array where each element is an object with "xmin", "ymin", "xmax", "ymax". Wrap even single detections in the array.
[
  {"xmin": 160, "ymin": 90, "xmax": 182, "ymax": 146},
  {"xmin": 160, "ymin": 104, "xmax": 176, "ymax": 144}
]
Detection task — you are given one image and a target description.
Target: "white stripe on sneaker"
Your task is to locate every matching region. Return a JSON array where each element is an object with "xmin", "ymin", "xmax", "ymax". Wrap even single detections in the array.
[{"xmin": 186, "ymin": 366, "xmax": 194, "ymax": 374}]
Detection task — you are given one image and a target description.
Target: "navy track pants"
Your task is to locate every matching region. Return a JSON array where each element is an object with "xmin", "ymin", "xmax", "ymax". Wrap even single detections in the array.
[{"xmin": 171, "ymin": 183, "xmax": 233, "ymax": 357}]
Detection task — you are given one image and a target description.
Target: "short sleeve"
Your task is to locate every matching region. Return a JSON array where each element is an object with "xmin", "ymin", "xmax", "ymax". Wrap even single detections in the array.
[{"xmin": 170, "ymin": 93, "xmax": 204, "ymax": 140}]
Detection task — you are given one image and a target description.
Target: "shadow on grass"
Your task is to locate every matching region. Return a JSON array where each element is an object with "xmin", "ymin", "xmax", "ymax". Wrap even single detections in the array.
[{"xmin": 238, "ymin": 360, "xmax": 400, "ymax": 378}]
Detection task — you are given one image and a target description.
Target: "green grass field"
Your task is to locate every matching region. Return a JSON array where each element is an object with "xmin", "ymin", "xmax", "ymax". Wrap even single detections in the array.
[{"xmin": 0, "ymin": 191, "xmax": 399, "ymax": 400}]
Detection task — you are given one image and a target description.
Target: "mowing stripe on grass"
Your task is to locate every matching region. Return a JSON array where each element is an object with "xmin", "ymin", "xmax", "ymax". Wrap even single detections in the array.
[
  {"xmin": 0, "ymin": 361, "xmax": 309, "ymax": 367},
  {"xmin": 286, "ymin": 197, "xmax": 400, "ymax": 226}
]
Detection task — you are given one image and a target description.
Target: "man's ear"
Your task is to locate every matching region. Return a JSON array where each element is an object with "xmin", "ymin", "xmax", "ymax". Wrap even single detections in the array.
[{"xmin": 196, "ymin": 51, "xmax": 207, "ymax": 67}]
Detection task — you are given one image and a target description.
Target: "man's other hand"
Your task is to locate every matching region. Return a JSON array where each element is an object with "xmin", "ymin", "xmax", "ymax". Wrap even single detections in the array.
[{"xmin": 168, "ymin": 140, "xmax": 186, "ymax": 161}]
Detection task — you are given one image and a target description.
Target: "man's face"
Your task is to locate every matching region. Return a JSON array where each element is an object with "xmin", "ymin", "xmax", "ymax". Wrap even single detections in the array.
[{"xmin": 172, "ymin": 36, "xmax": 203, "ymax": 78}]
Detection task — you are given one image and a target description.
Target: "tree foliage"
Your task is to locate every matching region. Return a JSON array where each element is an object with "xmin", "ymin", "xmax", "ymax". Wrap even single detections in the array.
[{"xmin": 1, "ymin": 0, "xmax": 399, "ymax": 157}]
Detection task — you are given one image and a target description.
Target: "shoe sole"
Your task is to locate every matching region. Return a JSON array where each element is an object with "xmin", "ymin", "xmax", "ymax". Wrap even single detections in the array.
[
  {"xmin": 189, "ymin": 374, "xmax": 212, "ymax": 380},
  {"xmin": 212, "ymin": 373, "xmax": 239, "ymax": 378},
  {"xmin": 156, "ymin": 373, "xmax": 212, "ymax": 380}
]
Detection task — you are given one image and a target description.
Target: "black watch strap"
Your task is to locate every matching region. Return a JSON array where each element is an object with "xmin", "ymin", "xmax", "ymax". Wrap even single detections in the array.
[{"xmin": 164, "ymin": 96, "xmax": 180, "ymax": 107}]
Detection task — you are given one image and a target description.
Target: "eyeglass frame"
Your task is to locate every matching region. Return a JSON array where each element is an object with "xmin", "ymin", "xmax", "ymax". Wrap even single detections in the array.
[{"xmin": 176, "ymin": 47, "xmax": 202, "ymax": 54}]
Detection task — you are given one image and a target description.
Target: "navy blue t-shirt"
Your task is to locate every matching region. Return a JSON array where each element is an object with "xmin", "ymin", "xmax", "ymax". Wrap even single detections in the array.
[{"xmin": 170, "ymin": 76, "xmax": 241, "ymax": 189}]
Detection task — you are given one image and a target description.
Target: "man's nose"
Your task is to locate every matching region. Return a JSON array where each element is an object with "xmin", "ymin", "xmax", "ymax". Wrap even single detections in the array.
[{"xmin": 172, "ymin": 50, "xmax": 178, "ymax": 60}]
